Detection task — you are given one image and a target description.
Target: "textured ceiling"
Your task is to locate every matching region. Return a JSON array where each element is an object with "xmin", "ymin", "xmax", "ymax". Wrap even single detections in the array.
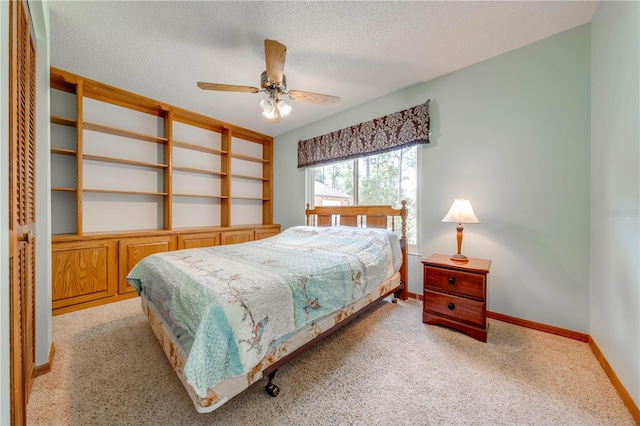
[{"xmin": 49, "ymin": 1, "xmax": 598, "ymax": 137}]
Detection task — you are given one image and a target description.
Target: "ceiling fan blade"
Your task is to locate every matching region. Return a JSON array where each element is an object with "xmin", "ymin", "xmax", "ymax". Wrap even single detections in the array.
[
  {"xmin": 197, "ymin": 82, "xmax": 260, "ymax": 93},
  {"xmin": 287, "ymin": 90, "xmax": 340, "ymax": 106},
  {"xmin": 264, "ymin": 39, "xmax": 287, "ymax": 85}
]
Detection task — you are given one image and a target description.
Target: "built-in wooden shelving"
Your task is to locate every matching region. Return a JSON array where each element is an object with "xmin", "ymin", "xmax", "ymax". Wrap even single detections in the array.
[
  {"xmin": 84, "ymin": 121, "xmax": 168, "ymax": 144},
  {"xmin": 51, "ymin": 115, "xmax": 76, "ymax": 127},
  {"xmin": 231, "ymin": 173, "xmax": 269, "ymax": 181},
  {"xmin": 231, "ymin": 153, "xmax": 270, "ymax": 163},
  {"xmin": 173, "ymin": 166, "xmax": 226, "ymax": 177},
  {"xmin": 49, "ymin": 66, "xmax": 278, "ymax": 315},
  {"xmin": 50, "ymin": 147, "xmax": 76, "ymax": 156},
  {"xmin": 172, "ymin": 193, "xmax": 228, "ymax": 199},
  {"xmin": 173, "ymin": 140, "xmax": 227, "ymax": 155},
  {"xmin": 83, "ymin": 154, "xmax": 168, "ymax": 169}
]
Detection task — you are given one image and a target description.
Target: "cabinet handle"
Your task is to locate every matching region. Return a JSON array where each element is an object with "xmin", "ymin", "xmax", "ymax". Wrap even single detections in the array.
[
  {"xmin": 448, "ymin": 302, "xmax": 455, "ymax": 310},
  {"xmin": 448, "ymin": 277, "xmax": 456, "ymax": 285}
]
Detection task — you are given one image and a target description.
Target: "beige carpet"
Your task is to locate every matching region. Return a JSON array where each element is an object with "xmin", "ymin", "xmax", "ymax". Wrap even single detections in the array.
[{"xmin": 27, "ymin": 297, "xmax": 634, "ymax": 426}]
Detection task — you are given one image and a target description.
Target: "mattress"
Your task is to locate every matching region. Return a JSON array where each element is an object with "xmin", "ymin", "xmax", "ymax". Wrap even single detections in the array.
[
  {"xmin": 127, "ymin": 225, "xmax": 402, "ymax": 412},
  {"xmin": 140, "ymin": 272, "xmax": 400, "ymax": 412}
]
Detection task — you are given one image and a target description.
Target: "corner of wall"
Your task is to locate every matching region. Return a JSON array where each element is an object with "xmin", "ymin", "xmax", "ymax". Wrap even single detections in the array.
[{"xmin": 0, "ymin": 1, "xmax": 12, "ymax": 424}]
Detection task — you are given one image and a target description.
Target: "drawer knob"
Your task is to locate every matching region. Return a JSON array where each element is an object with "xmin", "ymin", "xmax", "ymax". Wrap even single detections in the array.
[
  {"xmin": 448, "ymin": 277, "xmax": 456, "ymax": 285},
  {"xmin": 448, "ymin": 302, "xmax": 456, "ymax": 310}
]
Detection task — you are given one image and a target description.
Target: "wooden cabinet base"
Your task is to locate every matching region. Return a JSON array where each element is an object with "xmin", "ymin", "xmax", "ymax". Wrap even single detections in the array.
[
  {"xmin": 422, "ymin": 311, "xmax": 488, "ymax": 342},
  {"xmin": 53, "ymin": 292, "xmax": 138, "ymax": 316},
  {"xmin": 52, "ymin": 224, "xmax": 280, "ymax": 315}
]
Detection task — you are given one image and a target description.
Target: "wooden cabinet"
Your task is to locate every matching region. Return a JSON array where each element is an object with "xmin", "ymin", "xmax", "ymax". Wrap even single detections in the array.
[
  {"xmin": 255, "ymin": 227, "xmax": 280, "ymax": 240},
  {"xmin": 422, "ymin": 254, "xmax": 491, "ymax": 342},
  {"xmin": 221, "ymin": 229, "xmax": 254, "ymax": 245},
  {"xmin": 177, "ymin": 232, "xmax": 221, "ymax": 249},
  {"xmin": 51, "ymin": 224, "xmax": 280, "ymax": 314},
  {"xmin": 119, "ymin": 236, "xmax": 178, "ymax": 294},
  {"xmin": 52, "ymin": 240, "xmax": 119, "ymax": 314}
]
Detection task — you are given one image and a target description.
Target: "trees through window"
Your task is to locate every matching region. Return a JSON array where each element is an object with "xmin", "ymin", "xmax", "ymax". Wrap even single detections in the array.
[{"xmin": 310, "ymin": 145, "xmax": 418, "ymax": 246}]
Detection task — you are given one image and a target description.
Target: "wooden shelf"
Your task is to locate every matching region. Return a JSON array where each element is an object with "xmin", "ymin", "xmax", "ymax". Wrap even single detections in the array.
[
  {"xmin": 173, "ymin": 193, "xmax": 228, "ymax": 199},
  {"xmin": 231, "ymin": 153, "xmax": 269, "ymax": 164},
  {"xmin": 173, "ymin": 166, "xmax": 226, "ymax": 177},
  {"xmin": 51, "ymin": 115, "xmax": 77, "ymax": 127},
  {"xmin": 173, "ymin": 140, "xmax": 227, "ymax": 155},
  {"xmin": 51, "ymin": 147, "xmax": 76, "ymax": 156},
  {"xmin": 83, "ymin": 154, "xmax": 168, "ymax": 169},
  {"xmin": 83, "ymin": 188, "xmax": 168, "ymax": 196},
  {"xmin": 231, "ymin": 173, "xmax": 268, "ymax": 182},
  {"xmin": 231, "ymin": 196, "xmax": 270, "ymax": 201},
  {"xmin": 84, "ymin": 121, "xmax": 168, "ymax": 144},
  {"xmin": 49, "ymin": 67, "xmax": 277, "ymax": 315}
]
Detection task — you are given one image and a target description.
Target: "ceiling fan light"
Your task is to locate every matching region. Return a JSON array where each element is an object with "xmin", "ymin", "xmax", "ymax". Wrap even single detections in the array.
[
  {"xmin": 262, "ymin": 110, "xmax": 276, "ymax": 119},
  {"xmin": 277, "ymin": 100, "xmax": 292, "ymax": 117},
  {"xmin": 259, "ymin": 98, "xmax": 274, "ymax": 114}
]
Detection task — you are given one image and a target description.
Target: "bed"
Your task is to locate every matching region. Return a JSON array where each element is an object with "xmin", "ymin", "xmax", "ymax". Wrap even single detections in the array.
[{"xmin": 126, "ymin": 202, "xmax": 408, "ymax": 413}]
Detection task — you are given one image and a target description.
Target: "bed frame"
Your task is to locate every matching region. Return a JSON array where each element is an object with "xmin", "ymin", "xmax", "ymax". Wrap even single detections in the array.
[{"xmin": 140, "ymin": 202, "xmax": 408, "ymax": 411}]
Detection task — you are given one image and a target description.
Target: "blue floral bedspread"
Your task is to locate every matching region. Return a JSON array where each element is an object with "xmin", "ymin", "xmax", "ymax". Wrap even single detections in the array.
[{"xmin": 126, "ymin": 225, "xmax": 401, "ymax": 398}]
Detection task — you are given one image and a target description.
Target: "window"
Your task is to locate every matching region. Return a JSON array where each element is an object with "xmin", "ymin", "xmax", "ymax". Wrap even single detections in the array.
[{"xmin": 309, "ymin": 145, "xmax": 418, "ymax": 247}]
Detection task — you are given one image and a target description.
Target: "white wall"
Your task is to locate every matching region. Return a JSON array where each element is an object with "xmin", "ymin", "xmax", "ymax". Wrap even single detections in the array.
[
  {"xmin": 31, "ymin": 0, "xmax": 52, "ymax": 370},
  {"xmin": 275, "ymin": 24, "xmax": 591, "ymax": 333},
  {"xmin": 590, "ymin": 0, "xmax": 640, "ymax": 408},
  {"xmin": 1, "ymin": 1, "xmax": 11, "ymax": 423}
]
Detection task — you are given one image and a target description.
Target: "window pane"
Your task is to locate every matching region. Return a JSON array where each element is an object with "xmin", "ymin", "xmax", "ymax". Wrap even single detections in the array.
[
  {"xmin": 358, "ymin": 146, "xmax": 417, "ymax": 245},
  {"xmin": 309, "ymin": 146, "xmax": 417, "ymax": 247},
  {"xmin": 313, "ymin": 160, "xmax": 354, "ymax": 206}
]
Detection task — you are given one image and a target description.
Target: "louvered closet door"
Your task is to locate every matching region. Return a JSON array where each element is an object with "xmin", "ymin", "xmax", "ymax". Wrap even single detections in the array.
[{"xmin": 9, "ymin": 0, "xmax": 37, "ymax": 424}]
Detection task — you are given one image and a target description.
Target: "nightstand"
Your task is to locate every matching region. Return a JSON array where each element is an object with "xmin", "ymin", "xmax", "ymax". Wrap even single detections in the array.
[{"xmin": 422, "ymin": 254, "xmax": 491, "ymax": 342}]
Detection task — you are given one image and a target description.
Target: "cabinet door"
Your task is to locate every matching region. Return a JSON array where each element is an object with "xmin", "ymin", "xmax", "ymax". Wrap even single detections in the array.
[
  {"xmin": 221, "ymin": 229, "xmax": 254, "ymax": 245},
  {"xmin": 177, "ymin": 232, "xmax": 221, "ymax": 249},
  {"xmin": 254, "ymin": 227, "xmax": 280, "ymax": 240},
  {"xmin": 52, "ymin": 240, "xmax": 119, "ymax": 310},
  {"xmin": 119, "ymin": 236, "xmax": 177, "ymax": 293}
]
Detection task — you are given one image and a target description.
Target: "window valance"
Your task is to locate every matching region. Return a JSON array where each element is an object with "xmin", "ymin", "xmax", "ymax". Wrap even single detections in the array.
[{"xmin": 297, "ymin": 100, "xmax": 430, "ymax": 168}]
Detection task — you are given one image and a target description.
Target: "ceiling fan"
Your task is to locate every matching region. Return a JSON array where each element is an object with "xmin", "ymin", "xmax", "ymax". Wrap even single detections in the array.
[{"xmin": 197, "ymin": 39, "xmax": 340, "ymax": 123}]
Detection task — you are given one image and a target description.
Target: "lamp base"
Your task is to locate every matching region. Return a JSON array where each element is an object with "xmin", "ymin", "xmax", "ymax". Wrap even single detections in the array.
[{"xmin": 450, "ymin": 253, "xmax": 469, "ymax": 262}]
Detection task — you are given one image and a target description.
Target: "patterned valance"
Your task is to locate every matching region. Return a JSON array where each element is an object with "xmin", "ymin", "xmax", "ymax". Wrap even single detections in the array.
[{"xmin": 297, "ymin": 100, "xmax": 430, "ymax": 168}]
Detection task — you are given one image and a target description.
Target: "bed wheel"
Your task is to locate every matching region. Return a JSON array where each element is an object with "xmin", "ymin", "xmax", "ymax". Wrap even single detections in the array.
[
  {"xmin": 265, "ymin": 382, "xmax": 280, "ymax": 397},
  {"xmin": 265, "ymin": 371, "xmax": 279, "ymax": 397}
]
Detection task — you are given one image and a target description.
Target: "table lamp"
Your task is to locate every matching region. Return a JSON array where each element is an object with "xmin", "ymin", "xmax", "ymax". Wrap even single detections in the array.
[{"xmin": 441, "ymin": 197, "xmax": 480, "ymax": 261}]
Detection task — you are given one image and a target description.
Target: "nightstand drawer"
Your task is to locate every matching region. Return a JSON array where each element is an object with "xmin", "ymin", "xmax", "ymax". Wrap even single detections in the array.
[
  {"xmin": 423, "ymin": 290, "xmax": 485, "ymax": 327},
  {"xmin": 424, "ymin": 267, "xmax": 485, "ymax": 300}
]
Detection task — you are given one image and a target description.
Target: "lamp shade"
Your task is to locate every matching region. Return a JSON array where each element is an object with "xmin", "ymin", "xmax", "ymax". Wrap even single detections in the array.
[
  {"xmin": 277, "ymin": 100, "xmax": 292, "ymax": 117},
  {"xmin": 441, "ymin": 198, "xmax": 480, "ymax": 224},
  {"xmin": 260, "ymin": 98, "xmax": 275, "ymax": 118},
  {"xmin": 260, "ymin": 98, "xmax": 292, "ymax": 120}
]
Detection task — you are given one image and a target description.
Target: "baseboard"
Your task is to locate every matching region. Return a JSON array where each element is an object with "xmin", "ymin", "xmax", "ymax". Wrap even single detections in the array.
[
  {"xmin": 35, "ymin": 342, "xmax": 55, "ymax": 377},
  {"xmin": 589, "ymin": 337, "xmax": 640, "ymax": 424},
  {"xmin": 410, "ymin": 297, "xmax": 589, "ymax": 341},
  {"xmin": 411, "ymin": 299, "xmax": 639, "ymax": 422},
  {"xmin": 53, "ymin": 292, "xmax": 139, "ymax": 316},
  {"xmin": 486, "ymin": 311, "xmax": 589, "ymax": 342},
  {"xmin": 483, "ymin": 311, "xmax": 638, "ymax": 422},
  {"xmin": 407, "ymin": 291, "xmax": 423, "ymax": 302}
]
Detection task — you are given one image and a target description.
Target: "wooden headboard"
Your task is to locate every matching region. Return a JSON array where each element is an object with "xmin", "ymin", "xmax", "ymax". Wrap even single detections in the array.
[{"xmin": 305, "ymin": 201, "xmax": 408, "ymax": 300}]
